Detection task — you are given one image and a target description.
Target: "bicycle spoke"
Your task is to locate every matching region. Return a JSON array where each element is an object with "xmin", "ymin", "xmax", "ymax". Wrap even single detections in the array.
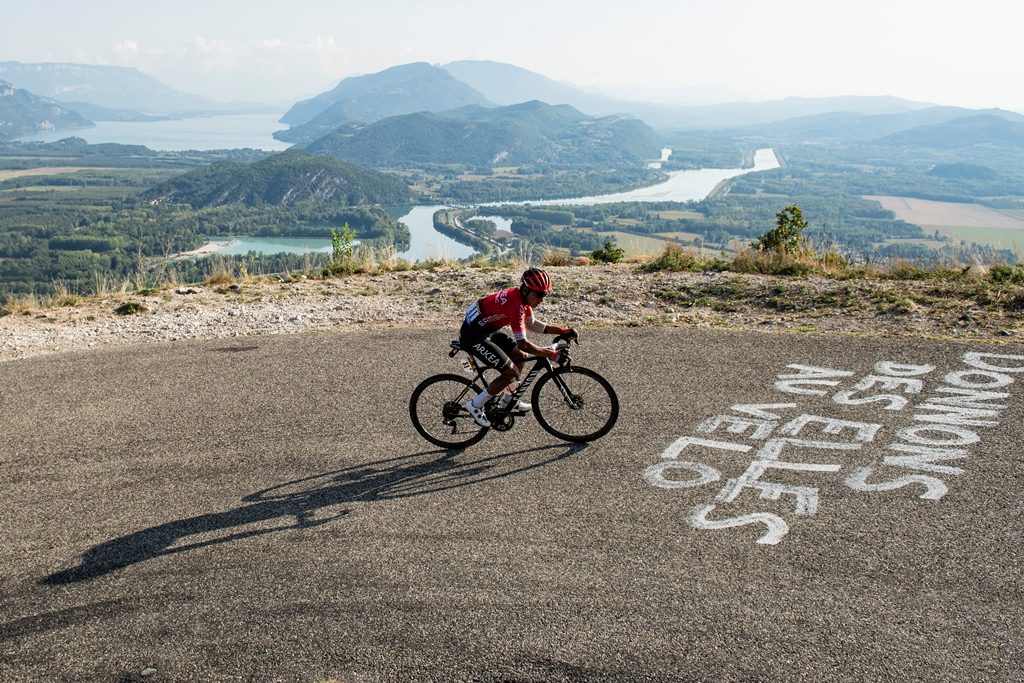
[{"xmin": 410, "ymin": 374, "xmax": 488, "ymax": 449}]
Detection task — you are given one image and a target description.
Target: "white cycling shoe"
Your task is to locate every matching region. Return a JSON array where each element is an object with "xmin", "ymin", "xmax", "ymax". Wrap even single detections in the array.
[
  {"xmin": 499, "ymin": 394, "xmax": 532, "ymax": 413},
  {"xmin": 463, "ymin": 398, "xmax": 492, "ymax": 427}
]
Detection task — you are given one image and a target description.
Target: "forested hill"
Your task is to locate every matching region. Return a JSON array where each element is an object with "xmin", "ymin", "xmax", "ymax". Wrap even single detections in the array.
[
  {"xmin": 276, "ymin": 62, "xmax": 492, "ymax": 143},
  {"xmin": 144, "ymin": 149, "xmax": 413, "ymax": 208},
  {"xmin": 0, "ymin": 80, "xmax": 92, "ymax": 140},
  {"xmin": 305, "ymin": 101, "xmax": 664, "ymax": 168}
]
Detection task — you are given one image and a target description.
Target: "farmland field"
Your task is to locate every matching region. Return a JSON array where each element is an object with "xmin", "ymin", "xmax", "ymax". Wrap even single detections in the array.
[
  {"xmin": 866, "ymin": 195, "xmax": 1024, "ymax": 250},
  {"xmin": 655, "ymin": 231, "xmax": 702, "ymax": 241},
  {"xmin": 0, "ymin": 167, "xmax": 90, "ymax": 181},
  {"xmin": 586, "ymin": 230, "xmax": 671, "ymax": 257},
  {"xmin": 650, "ymin": 210, "xmax": 704, "ymax": 220},
  {"xmin": 935, "ymin": 226, "xmax": 1024, "ymax": 250}
]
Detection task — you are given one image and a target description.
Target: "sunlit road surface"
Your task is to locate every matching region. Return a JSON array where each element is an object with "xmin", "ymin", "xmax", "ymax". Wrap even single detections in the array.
[{"xmin": 2, "ymin": 328, "xmax": 1022, "ymax": 681}]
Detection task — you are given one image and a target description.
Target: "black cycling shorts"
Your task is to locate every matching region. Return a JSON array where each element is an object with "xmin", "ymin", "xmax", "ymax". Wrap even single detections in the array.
[{"xmin": 460, "ymin": 322, "xmax": 516, "ymax": 372}]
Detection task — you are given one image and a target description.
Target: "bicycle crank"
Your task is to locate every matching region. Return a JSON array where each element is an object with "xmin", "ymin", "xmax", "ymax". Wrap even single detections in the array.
[{"xmin": 487, "ymin": 410, "xmax": 515, "ymax": 432}]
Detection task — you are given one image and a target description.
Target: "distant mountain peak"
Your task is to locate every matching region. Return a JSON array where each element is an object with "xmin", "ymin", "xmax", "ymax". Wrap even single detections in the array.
[
  {"xmin": 0, "ymin": 78, "xmax": 92, "ymax": 140},
  {"xmin": 277, "ymin": 62, "xmax": 492, "ymax": 142},
  {"xmin": 0, "ymin": 61, "xmax": 228, "ymax": 115}
]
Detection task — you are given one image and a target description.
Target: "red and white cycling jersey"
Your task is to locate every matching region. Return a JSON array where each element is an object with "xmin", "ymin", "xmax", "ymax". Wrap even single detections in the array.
[{"xmin": 464, "ymin": 287, "xmax": 536, "ymax": 340}]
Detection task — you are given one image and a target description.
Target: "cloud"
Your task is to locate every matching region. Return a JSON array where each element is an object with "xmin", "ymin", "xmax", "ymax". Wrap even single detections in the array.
[
  {"xmin": 110, "ymin": 40, "xmax": 139, "ymax": 64},
  {"xmin": 108, "ymin": 34, "xmax": 350, "ymax": 100}
]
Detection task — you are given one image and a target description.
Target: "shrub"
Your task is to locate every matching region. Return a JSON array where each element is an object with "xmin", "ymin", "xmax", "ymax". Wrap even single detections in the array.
[
  {"xmin": 731, "ymin": 247, "xmax": 816, "ymax": 276},
  {"xmin": 114, "ymin": 301, "xmax": 148, "ymax": 316},
  {"xmin": 885, "ymin": 260, "xmax": 930, "ymax": 280},
  {"xmin": 543, "ymin": 250, "xmax": 574, "ymax": 267},
  {"xmin": 989, "ymin": 264, "xmax": 1024, "ymax": 284},
  {"xmin": 640, "ymin": 242, "xmax": 701, "ymax": 272}
]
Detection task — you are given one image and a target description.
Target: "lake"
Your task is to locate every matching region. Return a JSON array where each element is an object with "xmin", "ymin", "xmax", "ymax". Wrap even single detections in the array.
[
  {"xmin": 18, "ymin": 113, "xmax": 291, "ymax": 151},
  {"xmin": 211, "ymin": 236, "xmax": 336, "ymax": 256}
]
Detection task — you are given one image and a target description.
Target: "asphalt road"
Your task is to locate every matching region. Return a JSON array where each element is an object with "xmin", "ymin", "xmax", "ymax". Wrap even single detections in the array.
[{"xmin": 2, "ymin": 327, "xmax": 1023, "ymax": 682}]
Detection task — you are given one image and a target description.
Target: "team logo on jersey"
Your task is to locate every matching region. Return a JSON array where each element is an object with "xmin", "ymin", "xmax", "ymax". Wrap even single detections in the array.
[{"xmin": 496, "ymin": 290, "xmax": 509, "ymax": 305}]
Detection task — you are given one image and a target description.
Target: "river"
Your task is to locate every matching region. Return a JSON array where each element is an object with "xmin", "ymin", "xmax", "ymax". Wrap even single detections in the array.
[
  {"xmin": 521, "ymin": 148, "xmax": 779, "ymax": 205},
  {"xmin": 188, "ymin": 148, "xmax": 779, "ymax": 260}
]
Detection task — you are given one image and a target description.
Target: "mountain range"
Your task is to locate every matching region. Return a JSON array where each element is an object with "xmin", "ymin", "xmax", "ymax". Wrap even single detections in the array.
[
  {"xmin": 276, "ymin": 62, "xmax": 493, "ymax": 144},
  {"xmin": 277, "ymin": 60, "xmax": 941, "ymax": 137},
  {"xmin": 438, "ymin": 61, "xmax": 935, "ymax": 130},
  {"xmin": 3, "ymin": 57, "xmax": 1023, "ymax": 155},
  {"xmin": 0, "ymin": 61, "xmax": 280, "ymax": 118}
]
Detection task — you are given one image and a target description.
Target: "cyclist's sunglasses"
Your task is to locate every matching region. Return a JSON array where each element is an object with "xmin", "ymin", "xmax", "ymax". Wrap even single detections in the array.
[{"xmin": 527, "ymin": 288, "xmax": 548, "ymax": 298}]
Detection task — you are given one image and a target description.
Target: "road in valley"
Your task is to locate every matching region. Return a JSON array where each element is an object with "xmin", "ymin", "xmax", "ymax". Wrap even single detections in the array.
[{"xmin": 2, "ymin": 328, "xmax": 1022, "ymax": 682}]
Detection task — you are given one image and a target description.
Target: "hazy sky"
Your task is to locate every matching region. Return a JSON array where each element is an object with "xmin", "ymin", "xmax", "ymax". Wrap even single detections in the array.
[{"xmin": 4, "ymin": 0, "xmax": 1023, "ymax": 111}]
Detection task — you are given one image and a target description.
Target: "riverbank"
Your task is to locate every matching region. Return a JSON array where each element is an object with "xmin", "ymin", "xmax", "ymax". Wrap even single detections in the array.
[
  {"xmin": 3, "ymin": 263, "xmax": 1022, "ymax": 363},
  {"xmin": 170, "ymin": 240, "xmax": 236, "ymax": 259}
]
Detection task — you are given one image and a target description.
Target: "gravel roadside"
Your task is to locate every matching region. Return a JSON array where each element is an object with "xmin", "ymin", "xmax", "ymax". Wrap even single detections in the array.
[{"xmin": 2, "ymin": 264, "xmax": 1022, "ymax": 363}]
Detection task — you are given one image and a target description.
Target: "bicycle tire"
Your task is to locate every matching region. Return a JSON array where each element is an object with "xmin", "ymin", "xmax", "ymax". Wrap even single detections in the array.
[
  {"xmin": 409, "ymin": 373, "xmax": 489, "ymax": 449},
  {"xmin": 531, "ymin": 366, "xmax": 619, "ymax": 443}
]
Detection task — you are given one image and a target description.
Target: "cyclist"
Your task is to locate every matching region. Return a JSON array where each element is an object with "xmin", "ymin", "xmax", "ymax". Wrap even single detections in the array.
[{"xmin": 460, "ymin": 267, "xmax": 577, "ymax": 427}]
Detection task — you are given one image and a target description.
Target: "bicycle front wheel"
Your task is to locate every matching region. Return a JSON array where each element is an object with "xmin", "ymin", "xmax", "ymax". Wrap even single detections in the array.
[
  {"xmin": 409, "ymin": 373, "xmax": 489, "ymax": 449},
  {"xmin": 531, "ymin": 366, "xmax": 619, "ymax": 443}
]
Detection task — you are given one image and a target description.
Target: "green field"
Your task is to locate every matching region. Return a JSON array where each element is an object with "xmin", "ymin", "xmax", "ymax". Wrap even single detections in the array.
[
  {"xmin": 655, "ymin": 231, "xmax": 702, "ymax": 241},
  {"xmin": 650, "ymin": 210, "xmax": 704, "ymax": 220},
  {"xmin": 937, "ymin": 226, "xmax": 1024, "ymax": 250}
]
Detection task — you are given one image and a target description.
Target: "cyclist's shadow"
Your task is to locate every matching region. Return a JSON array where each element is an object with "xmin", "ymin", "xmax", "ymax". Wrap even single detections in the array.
[{"xmin": 41, "ymin": 442, "xmax": 586, "ymax": 586}]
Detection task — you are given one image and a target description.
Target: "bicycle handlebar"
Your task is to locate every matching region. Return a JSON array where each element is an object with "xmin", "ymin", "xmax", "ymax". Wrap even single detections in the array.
[{"xmin": 553, "ymin": 331, "xmax": 580, "ymax": 347}]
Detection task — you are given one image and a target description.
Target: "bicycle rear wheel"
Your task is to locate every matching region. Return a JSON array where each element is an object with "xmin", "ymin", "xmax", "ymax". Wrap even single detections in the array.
[
  {"xmin": 531, "ymin": 366, "xmax": 619, "ymax": 443},
  {"xmin": 409, "ymin": 373, "xmax": 489, "ymax": 449}
]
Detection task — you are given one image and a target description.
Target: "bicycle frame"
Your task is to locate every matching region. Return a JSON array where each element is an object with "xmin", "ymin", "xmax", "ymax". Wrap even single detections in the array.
[{"xmin": 449, "ymin": 340, "xmax": 575, "ymax": 412}]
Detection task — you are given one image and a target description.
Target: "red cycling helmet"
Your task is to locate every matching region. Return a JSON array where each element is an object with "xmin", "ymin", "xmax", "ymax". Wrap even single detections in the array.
[{"xmin": 521, "ymin": 267, "xmax": 553, "ymax": 293}]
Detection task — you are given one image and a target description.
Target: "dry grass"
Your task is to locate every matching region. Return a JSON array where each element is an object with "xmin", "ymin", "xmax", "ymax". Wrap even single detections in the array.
[{"xmin": 0, "ymin": 167, "xmax": 90, "ymax": 181}]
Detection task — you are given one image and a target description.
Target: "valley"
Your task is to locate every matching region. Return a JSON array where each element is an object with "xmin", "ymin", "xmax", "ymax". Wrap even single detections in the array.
[{"xmin": 1, "ymin": 59, "xmax": 1024, "ymax": 304}]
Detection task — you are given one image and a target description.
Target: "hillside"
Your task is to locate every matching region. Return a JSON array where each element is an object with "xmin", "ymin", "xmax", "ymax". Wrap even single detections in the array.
[
  {"xmin": 0, "ymin": 80, "xmax": 92, "ymax": 140},
  {"xmin": 144, "ymin": 148, "xmax": 413, "ymax": 208},
  {"xmin": 733, "ymin": 106, "xmax": 1016, "ymax": 143},
  {"xmin": 874, "ymin": 114, "xmax": 1024, "ymax": 149},
  {"xmin": 276, "ymin": 62, "xmax": 493, "ymax": 142},
  {"xmin": 4, "ymin": 263, "xmax": 1024, "ymax": 364},
  {"xmin": 304, "ymin": 101, "xmax": 664, "ymax": 168}
]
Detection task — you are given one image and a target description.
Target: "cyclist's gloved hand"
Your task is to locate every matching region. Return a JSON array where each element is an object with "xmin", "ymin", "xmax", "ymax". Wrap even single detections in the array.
[{"xmin": 548, "ymin": 347, "xmax": 570, "ymax": 364}]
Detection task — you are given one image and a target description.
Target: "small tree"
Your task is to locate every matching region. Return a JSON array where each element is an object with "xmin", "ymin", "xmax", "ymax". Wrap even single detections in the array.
[
  {"xmin": 754, "ymin": 204, "xmax": 808, "ymax": 253},
  {"xmin": 591, "ymin": 239, "xmax": 625, "ymax": 264},
  {"xmin": 330, "ymin": 223, "xmax": 356, "ymax": 263}
]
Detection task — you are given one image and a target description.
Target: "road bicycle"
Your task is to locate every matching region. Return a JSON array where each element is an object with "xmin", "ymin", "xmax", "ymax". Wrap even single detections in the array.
[{"xmin": 409, "ymin": 333, "xmax": 619, "ymax": 449}]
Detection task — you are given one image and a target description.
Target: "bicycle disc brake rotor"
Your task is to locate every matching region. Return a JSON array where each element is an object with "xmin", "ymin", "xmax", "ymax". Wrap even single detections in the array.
[{"xmin": 442, "ymin": 401, "xmax": 462, "ymax": 422}]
